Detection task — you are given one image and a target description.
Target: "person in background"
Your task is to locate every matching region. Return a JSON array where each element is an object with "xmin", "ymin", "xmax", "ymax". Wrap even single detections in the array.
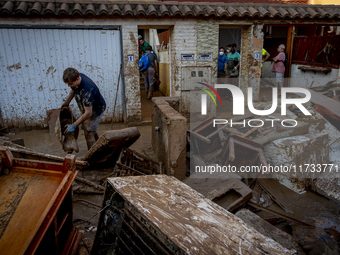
[
  {"xmin": 142, "ymin": 45, "xmax": 158, "ymax": 100},
  {"xmin": 61, "ymin": 68, "xmax": 106, "ymax": 150},
  {"xmin": 226, "ymin": 45, "xmax": 241, "ymax": 78},
  {"xmin": 232, "ymin": 43, "xmax": 239, "ymax": 53},
  {"xmin": 139, "ymin": 38, "xmax": 150, "ymax": 56},
  {"xmin": 218, "ymin": 47, "xmax": 228, "ymax": 79},
  {"xmin": 226, "ymin": 44, "xmax": 232, "ymax": 54},
  {"xmin": 272, "ymin": 44, "xmax": 286, "ymax": 90},
  {"xmin": 262, "ymin": 48, "xmax": 270, "ymax": 67}
]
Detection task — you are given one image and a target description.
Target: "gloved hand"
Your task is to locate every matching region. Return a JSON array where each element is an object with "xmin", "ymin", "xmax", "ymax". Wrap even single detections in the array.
[
  {"xmin": 61, "ymin": 103, "xmax": 69, "ymax": 110},
  {"xmin": 64, "ymin": 124, "xmax": 76, "ymax": 134}
]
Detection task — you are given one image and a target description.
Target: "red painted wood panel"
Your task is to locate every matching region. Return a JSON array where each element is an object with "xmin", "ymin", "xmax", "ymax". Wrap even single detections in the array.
[{"xmin": 292, "ymin": 35, "xmax": 340, "ymax": 68}]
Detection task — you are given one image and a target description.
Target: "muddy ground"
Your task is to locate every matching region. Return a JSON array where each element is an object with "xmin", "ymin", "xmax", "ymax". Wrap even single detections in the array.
[{"xmin": 9, "ymin": 123, "xmax": 155, "ymax": 254}]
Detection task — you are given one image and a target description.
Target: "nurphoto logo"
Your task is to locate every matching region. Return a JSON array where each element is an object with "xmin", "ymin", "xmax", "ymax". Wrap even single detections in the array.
[{"xmin": 198, "ymin": 83, "xmax": 312, "ymax": 128}]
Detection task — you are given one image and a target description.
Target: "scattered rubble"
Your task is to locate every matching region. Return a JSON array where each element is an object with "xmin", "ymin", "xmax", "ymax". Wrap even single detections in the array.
[
  {"xmin": 184, "ymin": 175, "xmax": 252, "ymax": 212},
  {"xmin": 236, "ymin": 209, "xmax": 305, "ymax": 254}
]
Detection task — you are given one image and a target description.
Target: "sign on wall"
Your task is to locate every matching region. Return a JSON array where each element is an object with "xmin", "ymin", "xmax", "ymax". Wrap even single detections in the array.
[
  {"xmin": 199, "ymin": 54, "xmax": 212, "ymax": 61},
  {"xmin": 181, "ymin": 54, "xmax": 195, "ymax": 61}
]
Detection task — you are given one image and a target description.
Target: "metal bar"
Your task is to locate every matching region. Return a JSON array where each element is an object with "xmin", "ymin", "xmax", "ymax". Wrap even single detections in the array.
[
  {"xmin": 120, "ymin": 217, "xmax": 157, "ymax": 255},
  {"xmin": 119, "ymin": 227, "xmax": 146, "ymax": 255},
  {"xmin": 123, "ymin": 209, "xmax": 172, "ymax": 255},
  {"xmin": 116, "ymin": 234, "xmax": 134, "ymax": 255}
]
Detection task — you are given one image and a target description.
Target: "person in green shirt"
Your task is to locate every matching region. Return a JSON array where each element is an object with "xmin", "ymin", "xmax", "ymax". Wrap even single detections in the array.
[
  {"xmin": 226, "ymin": 48, "xmax": 241, "ymax": 77},
  {"xmin": 139, "ymin": 38, "xmax": 150, "ymax": 55},
  {"xmin": 262, "ymin": 48, "xmax": 270, "ymax": 67}
]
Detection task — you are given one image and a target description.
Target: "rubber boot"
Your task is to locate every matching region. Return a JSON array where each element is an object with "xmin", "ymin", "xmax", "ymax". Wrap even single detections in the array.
[
  {"xmin": 85, "ymin": 131, "xmax": 97, "ymax": 150},
  {"xmin": 148, "ymin": 85, "xmax": 154, "ymax": 100}
]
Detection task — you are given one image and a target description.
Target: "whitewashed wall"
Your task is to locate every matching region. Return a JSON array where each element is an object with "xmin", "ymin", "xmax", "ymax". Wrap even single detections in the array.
[
  {"xmin": 262, "ymin": 62, "xmax": 340, "ymax": 88},
  {"xmin": 0, "ymin": 28, "xmax": 123, "ymax": 128},
  {"xmin": 289, "ymin": 64, "xmax": 340, "ymax": 88}
]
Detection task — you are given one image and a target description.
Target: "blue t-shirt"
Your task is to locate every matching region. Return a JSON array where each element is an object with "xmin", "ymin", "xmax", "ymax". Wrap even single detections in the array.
[
  {"xmin": 71, "ymin": 73, "xmax": 106, "ymax": 116},
  {"xmin": 218, "ymin": 55, "xmax": 228, "ymax": 74}
]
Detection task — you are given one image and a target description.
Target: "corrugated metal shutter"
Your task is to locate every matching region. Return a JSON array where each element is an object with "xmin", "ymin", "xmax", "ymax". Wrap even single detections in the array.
[{"xmin": 0, "ymin": 28, "xmax": 123, "ymax": 129}]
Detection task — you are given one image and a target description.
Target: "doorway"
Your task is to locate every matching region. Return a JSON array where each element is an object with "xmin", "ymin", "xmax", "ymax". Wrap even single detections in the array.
[{"xmin": 138, "ymin": 28, "xmax": 171, "ymax": 122}]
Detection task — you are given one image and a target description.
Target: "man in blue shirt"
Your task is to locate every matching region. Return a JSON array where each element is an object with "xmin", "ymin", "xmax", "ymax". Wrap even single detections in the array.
[
  {"xmin": 218, "ymin": 47, "xmax": 228, "ymax": 78},
  {"xmin": 61, "ymin": 68, "xmax": 106, "ymax": 150}
]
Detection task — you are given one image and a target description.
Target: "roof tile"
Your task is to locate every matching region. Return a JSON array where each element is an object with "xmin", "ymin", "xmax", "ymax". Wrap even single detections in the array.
[
  {"xmin": 0, "ymin": 1, "xmax": 339, "ymax": 20},
  {"xmin": 258, "ymin": 6, "xmax": 270, "ymax": 17},
  {"xmin": 123, "ymin": 4, "xmax": 133, "ymax": 16},
  {"xmin": 268, "ymin": 6, "xmax": 279, "ymax": 17},
  {"xmin": 182, "ymin": 5, "xmax": 193, "ymax": 16},
  {"xmin": 287, "ymin": 7, "xmax": 300, "ymax": 18},
  {"xmin": 247, "ymin": 6, "xmax": 260, "ymax": 17},
  {"xmin": 216, "ymin": 6, "xmax": 227, "ymax": 17},
  {"xmin": 1, "ymin": 1, "xmax": 14, "ymax": 15},
  {"xmin": 112, "ymin": 4, "xmax": 121, "ymax": 16},
  {"xmin": 15, "ymin": 2, "xmax": 28, "ymax": 16},
  {"xmin": 296, "ymin": 7, "xmax": 310, "ymax": 18},
  {"xmin": 30, "ymin": 2, "xmax": 41, "ymax": 15},
  {"xmin": 136, "ymin": 4, "xmax": 146, "ymax": 16},
  {"xmin": 193, "ymin": 4, "xmax": 204, "ymax": 16},
  {"xmin": 72, "ymin": 3, "xmax": 83, "ymax": 16},
  {"xmin": 85, "ymin": 4, "xmax": 96, "ymax": 16},
  {"xmin": 204, "ymin": 5, "xmax": 215, "ymax": 16},
  {"xmin": 227, "ymin": 6, "xmax": 238, "ymax": 17},
  {"xmin": 277, "ymin": 7, "xmax": 289, "ymax": 18},
  {"xmin": 58, "ymin": 3, "xmax": 69, "ymax": 16},
  {"xmin": 98, "ymin": 4, "xmax": 109, "ymax": 16},
  {"xmin": 160, "ymin": 4, "xmax": 171, "ymax": 17},
  {"xmin": 148, "ymin": 4, "xmax": 158, "ymax": 17},
  {"xmin": 237, "ymin": 6, "xmax": 249, "ymax": 17},
  {"xmin": 306, "ymin": 7, "xmax": 319, "ymax": 18}
]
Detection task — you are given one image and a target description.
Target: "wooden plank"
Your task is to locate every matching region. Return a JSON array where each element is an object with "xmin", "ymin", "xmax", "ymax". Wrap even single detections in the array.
[
  {"xmin": 13, "ymin": 158, "xmax": 64, "ymax": 172},
  {"xmin": 0, "ymin": 170, "xmax": 63, "ymax": 255},
  {"xmin": 248, "ymin": 201, "xmax": 313, "ymax": 227},
  {"xmin": 0, "ymin": 146, "xmax": 13, "ymax": 168},
  {"xmin": 26, "ymin": 171, "xmax": 77, "ymax": 254}
]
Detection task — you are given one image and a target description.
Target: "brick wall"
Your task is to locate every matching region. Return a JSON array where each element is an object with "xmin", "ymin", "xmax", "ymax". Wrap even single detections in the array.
[
  {"xmin": 121, "ymin": 24, "xmax": 142, "ymax": 123},
  {"xmin": 197, "ymin": 21, "xmax": 219, "ymax": 79},
  {"xmin": 170, "ymin": 21, "xmax": 198, "ymax": 98}
]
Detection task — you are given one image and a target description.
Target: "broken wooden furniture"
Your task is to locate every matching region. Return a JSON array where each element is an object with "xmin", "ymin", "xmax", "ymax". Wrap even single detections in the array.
[
  {"xmin": 0, "ymin": 146, "xmax": 81, "ymax": 255},
  {"xmin": 189, "ymin": 116, "xmax": 225, "ymax": 155},
  {"xmin": 0, "ymin": 136, "xmax": 88, "ymax": 169},
  {"xmin": 298, "ymin": 65, "xmax": 332, "ymax": 74},
  {"xmin": 92, "ymin": 175, "xmax": 295, "ymax": 255},
  {"xmin": 220, "ymin": 134, "xmax": 267, "ymax": 169},
  {"xmin": 79, "ymin": 127, "xmax": 140, "ymax": 167},
  {"xmin": 184, "ymin": 175, "xmax": 252, "ymax": 212},
  {"xmin": 114, "ymin": 147, "xmax": 163, "ymax": 177}
]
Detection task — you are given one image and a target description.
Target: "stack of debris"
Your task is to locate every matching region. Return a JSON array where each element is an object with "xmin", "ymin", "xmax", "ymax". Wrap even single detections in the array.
[{"xmin": 183, "ymin": 87, "xmax": 340, "ymax": 254}]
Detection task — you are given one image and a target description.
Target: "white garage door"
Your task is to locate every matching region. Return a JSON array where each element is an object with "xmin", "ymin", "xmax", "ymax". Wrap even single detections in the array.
[{"xmin": 0, "ymin": 27, "xmax": 124, "ymax": 129}]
